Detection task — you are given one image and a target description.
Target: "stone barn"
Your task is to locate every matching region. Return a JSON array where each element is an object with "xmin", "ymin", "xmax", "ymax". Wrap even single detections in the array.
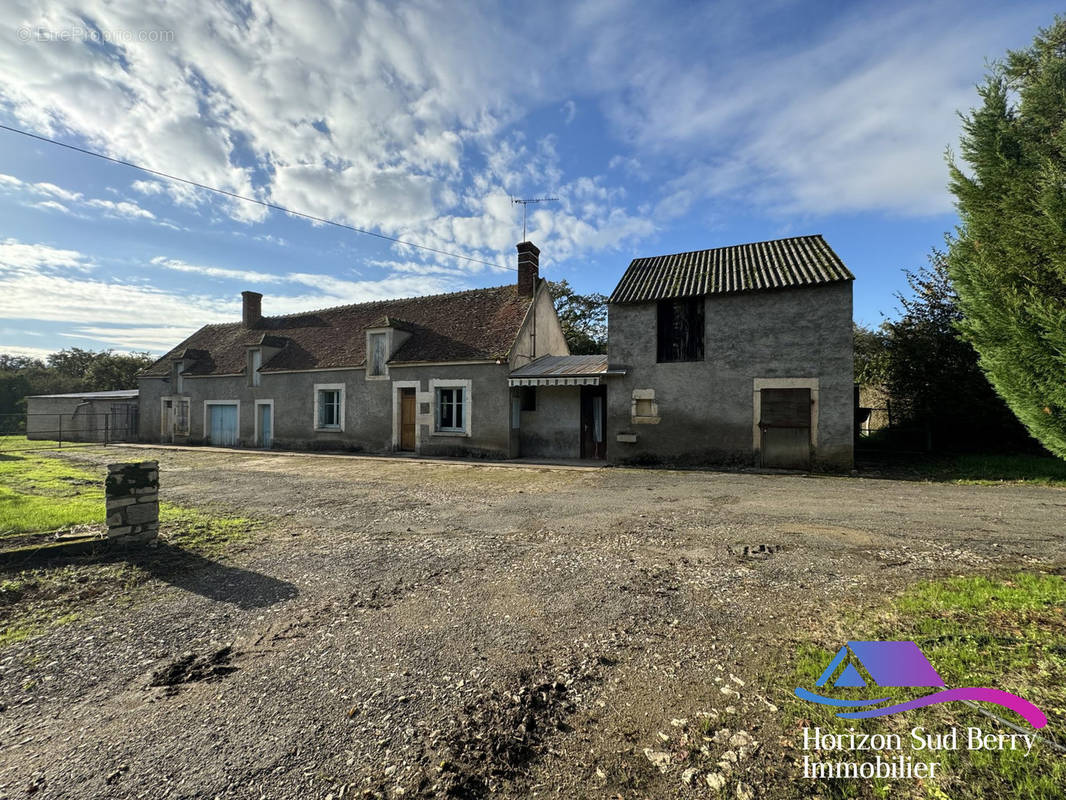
[{"xmin": 605, "ymin": 235, "xmax": 855, "ymax": 470}]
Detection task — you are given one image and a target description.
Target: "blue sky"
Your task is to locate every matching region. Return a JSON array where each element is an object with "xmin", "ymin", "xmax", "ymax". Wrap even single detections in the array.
[{"xmin": 0, "ymin": 0, "xmax": 1058, "ymax": 358}]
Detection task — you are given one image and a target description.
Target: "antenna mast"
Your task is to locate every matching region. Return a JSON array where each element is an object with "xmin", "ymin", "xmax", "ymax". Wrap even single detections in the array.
[{"xmin": 511, "ymin": 196, "xmax": 558, "ymax": 241}]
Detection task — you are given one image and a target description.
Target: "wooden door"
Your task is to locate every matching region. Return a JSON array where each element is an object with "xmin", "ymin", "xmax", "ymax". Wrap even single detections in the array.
[
  {"xmin": 208, "ymin": 404, "xmax": 239, "ymax": 446},
  {"xmin": 257, "ymin": 404, "xmax": 273, "ymax": 448},
  {"xmin": 759, "ymin": 388, "xmax": 811, "ymax": 469},
  {"xmin": 161, "ymin": 400, "xmax": 174, "ymax": 442},
  {"xmin": 400, "ymin": 388, "xmax": 416, "ymax": 451},
  {"xmin": 580, "ymin": 385, "xmax": 607, "ymax": 459}
]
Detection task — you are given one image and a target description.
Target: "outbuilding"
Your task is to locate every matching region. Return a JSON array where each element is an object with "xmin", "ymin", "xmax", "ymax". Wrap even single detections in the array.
[{"xmin": 25, "ymin": 389, "xmax": 140, "ymax": 443}]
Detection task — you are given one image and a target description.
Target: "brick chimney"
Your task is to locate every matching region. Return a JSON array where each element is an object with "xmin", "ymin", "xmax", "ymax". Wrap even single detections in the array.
[
  {"xmin": 242, "ymin": 291, "xmax": 262, "ymax": 327},
  {"xmin": 517, "ymin": 241, "xmax": 539, "ymax": 297}
]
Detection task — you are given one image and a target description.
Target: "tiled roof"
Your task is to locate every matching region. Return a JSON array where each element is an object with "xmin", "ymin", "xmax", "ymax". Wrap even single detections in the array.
[
  {"xmin": 608, "ymin": 235, "xmax": 854, "ymax": 304},
  {"xmin": 142, "ymin": 285, "xmax": 532, "ymax": 377},
  {"xmin": 509, "ymin": 354, "xmax": 608, "ymax": 378}
]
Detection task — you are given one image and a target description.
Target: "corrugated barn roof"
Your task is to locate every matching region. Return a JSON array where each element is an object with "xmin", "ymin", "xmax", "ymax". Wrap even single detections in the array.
[
  {"xmin": 509, "ymin": 354, "xmax": 609, "ymax": 378},
  {"xmin": 608, "ymin": 234, "xmax": 854, "ymax": 304}
]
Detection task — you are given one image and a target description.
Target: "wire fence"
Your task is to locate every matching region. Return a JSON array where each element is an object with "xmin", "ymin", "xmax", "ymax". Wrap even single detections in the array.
[{"xmin": 0, "ymin": 408, "xmax": 139, "ymax": 452}]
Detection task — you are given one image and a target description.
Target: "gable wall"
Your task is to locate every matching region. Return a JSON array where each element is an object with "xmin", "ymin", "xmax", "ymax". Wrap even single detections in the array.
[{"xmin": 606, "ymin": 281, "xmax": 853, "ymax": 469}]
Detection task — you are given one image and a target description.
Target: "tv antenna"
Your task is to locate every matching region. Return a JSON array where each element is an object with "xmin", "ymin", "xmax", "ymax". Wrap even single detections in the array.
[{"xmin": 511, "ymin": 196, "xmax": 558, "ymax": 241}]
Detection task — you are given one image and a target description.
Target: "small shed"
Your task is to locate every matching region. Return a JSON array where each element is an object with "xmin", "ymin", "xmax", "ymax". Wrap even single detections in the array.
[{"xmin": 25, "ymin": 390, "xmax": 139, "ymax": 442}]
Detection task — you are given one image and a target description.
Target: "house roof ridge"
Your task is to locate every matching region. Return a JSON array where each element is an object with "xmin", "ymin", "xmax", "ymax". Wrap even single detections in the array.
[
  {"xmin": 262, "ymin": 282, "xmax": 516, "ymax": 321},
  {"xmin": 625, "ymin": 233, "xmax": 827, "ymax": 265}
]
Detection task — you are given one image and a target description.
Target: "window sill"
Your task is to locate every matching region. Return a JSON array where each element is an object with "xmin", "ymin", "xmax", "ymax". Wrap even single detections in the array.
[
  {"xmin": 365, "ymin": 374, "xmax": 389, "ymax": 381},
  {"xmin": 432, "ymin": 430, "xmax": 469, "ymax": 437},
  {"xmin": 314, "ymin": 426, "xmax": 343, "ymax": 433},
  {"xmin": 631, "ymin": 415, "xmax": 661, "ymax": 425}
]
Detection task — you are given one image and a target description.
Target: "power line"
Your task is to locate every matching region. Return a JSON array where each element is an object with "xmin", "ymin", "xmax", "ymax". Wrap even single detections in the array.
[{"xmin": 0, "ymin": 122, "xmax": 510, "ymax": 271}]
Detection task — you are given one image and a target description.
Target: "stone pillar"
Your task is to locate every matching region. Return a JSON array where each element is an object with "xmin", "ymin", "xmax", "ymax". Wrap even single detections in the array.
[{"xmin": 105, "ymin": 461, "xmax": 160, "ymax": 542}]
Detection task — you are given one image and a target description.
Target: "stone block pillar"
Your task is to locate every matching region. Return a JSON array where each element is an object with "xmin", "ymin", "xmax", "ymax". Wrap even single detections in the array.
[{"xmin": 105, "ymin": 461, "xmax": 160, "ymax": 542}]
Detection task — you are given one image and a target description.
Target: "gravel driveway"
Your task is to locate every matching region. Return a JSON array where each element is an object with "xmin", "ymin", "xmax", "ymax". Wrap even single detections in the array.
[{"xmin": 1, "ymin": 447, "xmax": 1063, "ymax": 799}]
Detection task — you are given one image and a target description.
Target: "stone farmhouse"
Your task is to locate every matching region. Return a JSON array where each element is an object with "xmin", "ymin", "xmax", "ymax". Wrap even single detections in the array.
[{"xmin": 139, "ymin": 234, "xmax": 854, "ymax": 469}]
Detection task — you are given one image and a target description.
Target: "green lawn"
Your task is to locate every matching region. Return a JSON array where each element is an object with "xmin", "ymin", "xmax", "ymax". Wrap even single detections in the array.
[
  {"xmin": 0, "ymin": 448, "xmax": 106, "ymax": 535},
  {"xmin": 942, "ymin": 454, "xmax": 1066, "ymax": 486},
  {"xmin": 1, "ymin": 441, "xmax": 260, "ymax": 652},
  {"xmin": 784, "ymin": 572, "xmax": 1066, "ymax": 799}
]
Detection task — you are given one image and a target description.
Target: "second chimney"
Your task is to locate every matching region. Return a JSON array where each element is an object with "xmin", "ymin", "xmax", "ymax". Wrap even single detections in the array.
[
  {"xmin": 517, "ymin": 241, "xmax": 540, "ymax": 297},
  {"xmin": 242, "ymin": 291, "xmax": 263, "ymax": 327}
]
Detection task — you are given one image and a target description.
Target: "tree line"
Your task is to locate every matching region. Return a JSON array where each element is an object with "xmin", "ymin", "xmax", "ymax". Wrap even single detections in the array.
[{"xmin": 0, "ymin": 349, "xmax": 154, "ymax": 418}]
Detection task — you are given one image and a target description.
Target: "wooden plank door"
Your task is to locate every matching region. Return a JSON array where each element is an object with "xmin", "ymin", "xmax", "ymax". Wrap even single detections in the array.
[
  {"xmin": 257, "ymin": 404, "xmax": 273, "ymax": 448},
  {"xmin": 400, "ymin": 388, "xmax": 416, "ymax": 451},
  {"xmin": 759, "ymin": 388, "xmax": 811, "ymax": 469},
  {"xmin": 209, "ymin": 404, "xmax": 239, "ymax": 446}
]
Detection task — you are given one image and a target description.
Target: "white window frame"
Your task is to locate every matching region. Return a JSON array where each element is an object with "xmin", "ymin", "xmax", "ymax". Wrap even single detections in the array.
[
  {"xmin": 203, "ymin": 400, "xmax": 241, "ymax": 445},
  {"xmin": 365, "ymin": 328, "xmax": 391, "ymax": 380},
  {"xmin": 429, "ymin": 378, "xmax": 472, "ymax": 437},
  {"xmin": 254, "ymin": 399, "xmax": 274, "ymax": 447},
  {"xmin": 248, "ymin": 348, "xmax": 262, "ymax": 386},
  {"xmin": 313, "ymin": 382, "xmax": 346, "ymax": 431}
]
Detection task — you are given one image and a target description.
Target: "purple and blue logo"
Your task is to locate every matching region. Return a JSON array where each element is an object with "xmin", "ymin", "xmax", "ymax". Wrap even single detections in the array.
[{"xmin": 794, "ymin": 641, "xmax": 1047, "ymax": 729}]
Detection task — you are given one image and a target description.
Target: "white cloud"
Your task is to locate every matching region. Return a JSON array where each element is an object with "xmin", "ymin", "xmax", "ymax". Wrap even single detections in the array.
[
  {"xmin": 85, "ymin": 198, "xmax": 156, "ymax": 220},
  {"xmin": 0, "ymin": 0, "xmax": 1051, "ymax": 274},
  {"xmin": 0, "ymin": 343, "xmax": 56, "ymax": 360},
  {"xmin": 0, "ymin": 238, "xmax": 93, "ymax": 270},
  {"xmin": 0, "ymin": 171, "xmax": 162, "ymax": 222},
  {"xmin": 33, "ymin": 200, "xmax": 71, "ymax": 213},
  {"xmin": 149, "ymin": 256, "xmax": 284, "ymax": 284}
]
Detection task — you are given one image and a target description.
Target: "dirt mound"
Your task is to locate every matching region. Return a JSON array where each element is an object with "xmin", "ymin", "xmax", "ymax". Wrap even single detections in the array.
[{"xmin": 149, "ymin": 646, "xmax": 238, "ymax": 692}]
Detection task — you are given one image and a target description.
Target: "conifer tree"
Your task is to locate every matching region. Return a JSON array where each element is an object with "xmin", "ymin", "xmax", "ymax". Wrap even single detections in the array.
[{"xmin": 947, "ymin": 18, "xmax": 1066, "ymax": 458}]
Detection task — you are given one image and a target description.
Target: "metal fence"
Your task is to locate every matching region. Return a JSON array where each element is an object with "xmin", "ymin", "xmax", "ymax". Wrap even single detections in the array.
[{"xmin": 0, "ymin": 407, "xmax": 139, "ymax": 452}]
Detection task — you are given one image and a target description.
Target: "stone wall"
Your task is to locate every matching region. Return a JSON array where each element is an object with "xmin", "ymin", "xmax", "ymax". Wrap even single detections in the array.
[{"xmin": 105, "ymin": 461, "xmax": 159, "ymax": 542}]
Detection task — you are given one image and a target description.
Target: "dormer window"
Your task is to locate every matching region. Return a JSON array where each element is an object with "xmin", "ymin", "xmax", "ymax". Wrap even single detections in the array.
[
  {"xmin": 175, "ymin": 362, "xmax": 185, "ymax": 393},
  {"xmin": 248, "ymin": 348, "xmax": 262, "ymax": 386},
  {"xmin": 369, "ymin": 333, "xmax": 387, "ymax": 377}
]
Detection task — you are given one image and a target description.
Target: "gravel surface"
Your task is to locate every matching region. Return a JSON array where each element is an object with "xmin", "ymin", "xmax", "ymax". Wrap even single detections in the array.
[{"xmin": 1, "ymin": 447, "xmax": 1063, "ymax": 799}]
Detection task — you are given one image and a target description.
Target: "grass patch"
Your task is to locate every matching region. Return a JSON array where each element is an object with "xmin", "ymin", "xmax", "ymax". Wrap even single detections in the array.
[
  {"xmin": 0, "ymin": 444, "xmax": 262, "ymax": 652},
  {"xmin": 783, "ymin": 572, "xmax": 1066, "ymax": 799},
  {"xmin": 945, "ymin": 455, "xmax": 1066, "ymax": 487},
  {"xmin": 0, "ymin": 448, "xmax": 105, "ymax": 536},
  {"xmin": 863, "ymin": 452, "xmax": 1066, "ymax": 487}
]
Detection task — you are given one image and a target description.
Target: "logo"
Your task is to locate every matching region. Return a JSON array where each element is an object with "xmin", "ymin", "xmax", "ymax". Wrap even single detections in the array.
[{"xmin": 794, "ymin": 640, "xmax": 1047, "ymax": 729}]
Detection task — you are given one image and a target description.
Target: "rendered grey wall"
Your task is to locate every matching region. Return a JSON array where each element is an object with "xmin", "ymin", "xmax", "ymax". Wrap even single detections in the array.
[
  {"xmin": 509, "ymin": 282, "xmax": 570, "ymax": 369},
  {"xmin": 517, "ymin": 386, "xmax": 581, "ymax": 458},
  {"xmin": 606, "ymin": 281, "xmax": 854, "ymax": 469},
  {"xmin": 139, "ymin": 362, "xmax": 513, "ymax": 457}
]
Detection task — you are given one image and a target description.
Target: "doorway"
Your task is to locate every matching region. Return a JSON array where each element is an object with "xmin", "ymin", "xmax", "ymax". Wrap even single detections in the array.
[
  {"xmin": 580, "ymin": 385, "xmax": 606, "ymax": 459},
  {"xmin": 256, "ymin": 402, "xmax": 273, "ymax": 448},
  {"xmin": 207, "ymin": 403, "xmax": 239, "ymax": 446},
  {"xmin": 161, "ymin": 399, "xmax": 174, "ymax": 442},
  {"xmin": 759, "ymin": 387, "xmax": 811, "ymax": 469},
  {"xmin": 400, "ymin": 388, "xmax": 416, "ymax": 451}
]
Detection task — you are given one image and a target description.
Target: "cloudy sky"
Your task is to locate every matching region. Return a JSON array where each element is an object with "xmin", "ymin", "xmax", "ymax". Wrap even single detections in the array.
[{"xmin": 0, "ymin": 0, "xmax": 1057, "ymax": 358}]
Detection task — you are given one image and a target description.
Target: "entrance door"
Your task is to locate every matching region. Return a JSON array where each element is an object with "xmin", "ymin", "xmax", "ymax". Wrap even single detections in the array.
[
  {"xmin": 161, "ymin": 399, "xmax": 174, "ymax": 442},
  {"xmin": 400, "ymin": 388, "xmax": 416, "ymax": 451},
  {"xmin": 208, "ymin": 403, "xmax": 239, "ymax": 446},
  {"xmin": 257, "ymin": 403, "xmax": 273, "ymax": 448},
  {"xmin": 580, "ymin": 385, "xmax": 607, "ymax": 459},
  {"xmin": 759, "ymin": 388, "xmax": 811, "ymax": 469}
]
